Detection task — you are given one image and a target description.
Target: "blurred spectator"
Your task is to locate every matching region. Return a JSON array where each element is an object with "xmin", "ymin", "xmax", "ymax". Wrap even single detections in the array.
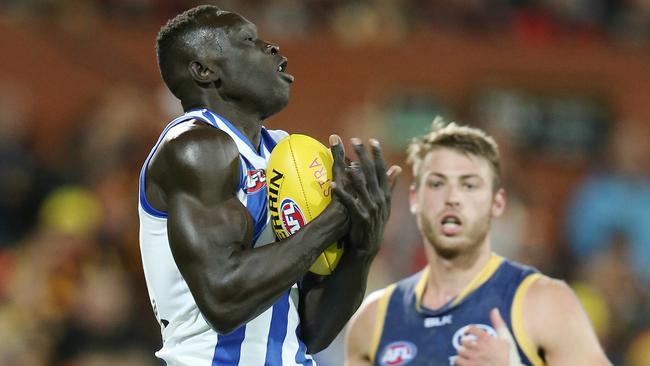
[
  {"xmin": 0, "ymin": 83, "xmax": 58, "ymax": 248},
  {"xmin": 331, "ymin": 0, "xmax": 408, "ymax": 44},
  {"xmin": 53, "ymin": 256, "xmax": 157, "ymax": 364},
  {"xmin": 566, "ymin": 121, "xmax": 650, "ymax": 281},
  {"xmin": 611, "ymin": 0, "xmax": 650, "ymax": 44},
  {"xmin": 572, "ymin": 231, "xmax": 649, "ymax": 363},
  {"xmin": 64, "ymin": 348, "xmax": 159, "ymax": 366},
  {"xmin": 1, "ymin": 0, "xmax": 650, "ymax": 43},
  {"xmin": 66, "ymin": 83, "xmax": 160, "ymax": 183}
]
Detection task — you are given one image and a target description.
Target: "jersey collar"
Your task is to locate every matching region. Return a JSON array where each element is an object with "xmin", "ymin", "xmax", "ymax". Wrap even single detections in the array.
[{"xmin": 415, "ymin": 252, "xmax": 504, "ymax": 312}]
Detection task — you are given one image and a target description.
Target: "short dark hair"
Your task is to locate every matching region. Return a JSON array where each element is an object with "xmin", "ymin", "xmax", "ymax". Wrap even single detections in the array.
[{"xmin": 156, "ymin": 5, "xmax": 223, "ymax": 98}]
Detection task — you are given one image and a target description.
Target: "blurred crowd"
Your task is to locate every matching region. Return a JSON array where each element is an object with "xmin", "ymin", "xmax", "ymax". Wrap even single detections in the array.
[
  {"xmin": 0, "ymin": 1, "xmax": 649, "ymax": 366},
  {"xmin": 1, "ymin": 0, "xmax": 649, "ymax": 45}
]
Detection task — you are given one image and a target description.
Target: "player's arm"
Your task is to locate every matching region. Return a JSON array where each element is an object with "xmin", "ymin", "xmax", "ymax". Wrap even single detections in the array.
[
  {"xmin": 298, "ymin": 137, "xmax": 401, "ymax": 352},
  {"xmin": 345, "ymin": 290, "xmax": 384, "ymax": 366},
  {"xmin": 152, "ymin": 123, "xmax": 349, "ymax": 334},
  {"xmin": 524, "ymin": 276, "xmax": 612, "ymax": 366}
]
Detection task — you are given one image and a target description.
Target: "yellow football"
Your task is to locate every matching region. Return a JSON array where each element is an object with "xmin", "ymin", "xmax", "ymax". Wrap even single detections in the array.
[{"xmin": 267, "ymin": 134, "xmax": 343, "ymax": 275}]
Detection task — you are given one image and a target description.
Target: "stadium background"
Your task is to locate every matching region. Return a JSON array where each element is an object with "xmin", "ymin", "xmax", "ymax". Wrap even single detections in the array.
[{"xmin": 0, "ymin": 1, "xmax": 649, "ymax": 365}]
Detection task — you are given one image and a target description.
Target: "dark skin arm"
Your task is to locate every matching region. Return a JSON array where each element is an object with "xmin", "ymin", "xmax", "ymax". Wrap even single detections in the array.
[
  {"xmin": 299, "ymin": 136, "xmax": 401, "ymax": 353},
  {"xmin": 147, "ymin": 121, "xmax": 350, "ymax": 334}
]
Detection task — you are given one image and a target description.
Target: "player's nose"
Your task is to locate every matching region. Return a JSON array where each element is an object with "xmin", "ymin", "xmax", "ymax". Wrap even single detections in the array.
[
  {"xmin": 444, "ymin": 186, "xmax": 461, "ymax": 207},
  {"xmin": 265, "ymin": 43, "xmax": 279, "ymax": 56}
]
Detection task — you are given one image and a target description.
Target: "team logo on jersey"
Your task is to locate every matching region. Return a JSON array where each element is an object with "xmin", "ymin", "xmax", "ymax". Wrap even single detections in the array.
[
  {"xmin": 280, "ymin": 199, "xmax": 306, "ymax": 235},
  {"xmin": 379, "ymin": 341, "xmax": 417, "ymax": 366},
  {"xmin": 424, "ymin": 314, "xmax": 453, "ymax": 328},
  {"xmin": 451, "ymin": 323, "xmax": 498, "ymax": 350},
  {"xmin": 246, "ymin": 169, "xmax": 266, "ymax": 193},
  {"xmin": 448, "ymin": 323, "xmax": 498, "ymax": 364}
]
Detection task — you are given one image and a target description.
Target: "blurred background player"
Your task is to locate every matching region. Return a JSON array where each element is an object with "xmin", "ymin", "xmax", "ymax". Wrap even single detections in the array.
[
  {"xmin": 139, "ymin": 5, "xmax": 399, "ymax": 366},
  {"xmin": 345, "ymin": 118, "xmax": 611, "ymax": 366}
]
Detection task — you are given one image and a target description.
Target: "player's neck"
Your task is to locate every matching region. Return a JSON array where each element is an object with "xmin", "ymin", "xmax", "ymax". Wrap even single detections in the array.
[
  {"xmin": 185, "ymin": 98, "xmax": 264, "ymax": 149},
  {"xmin": 213, "ymin": 106, "xmax": 264, "ymax": 148},
  {"xmin": 422, "ymin": 243, "xmax": 492, "ymax": 309}
]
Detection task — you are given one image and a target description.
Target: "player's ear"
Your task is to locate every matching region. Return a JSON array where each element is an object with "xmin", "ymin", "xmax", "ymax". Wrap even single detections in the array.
[
  {"xmin": 189, "ymin": 60, "xmax": 219, "ymax": 83},
  {"xmin": 491, "ymin": 188, "xmax": 506, "ymax": 218},
  {"xmin": 409, "ymin": 183, "xmax": 418, "ymax": 214}
]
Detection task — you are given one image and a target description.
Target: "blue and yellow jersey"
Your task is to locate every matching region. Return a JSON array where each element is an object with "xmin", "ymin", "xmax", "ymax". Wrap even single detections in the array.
[{"xmin": 370, "ymin": 253, "xmax": 546, "ymax": 366}]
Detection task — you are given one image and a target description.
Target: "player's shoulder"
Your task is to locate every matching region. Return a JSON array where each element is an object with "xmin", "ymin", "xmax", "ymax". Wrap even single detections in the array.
[
  {"xmin": 499, "ymin": 255, "xmax": 540, "ymax": 278},
  {"xmin": 163, "ymin": 119, "xmax": 236, "ymax": 155},
  {"xmin": 520, "ymin": 273, "xmax": 587, "ymax": 335},
  {"xmin": 151, "ymin": 119, "xmax": 241, "ymax": 192},
  {"xmin": 346, "ymin": 286, "xmax": 393, "ymax": 361},
  {"xmin": 525, "ymin": 274, "xmax": 576, "ymax": 309},
  {"xmin": 349, "ymin": 287, "xmax": 392, "ymax": 330},
  {"xmin": 157, "ymin": 119, "xmax": 239, "ymax": 171}
]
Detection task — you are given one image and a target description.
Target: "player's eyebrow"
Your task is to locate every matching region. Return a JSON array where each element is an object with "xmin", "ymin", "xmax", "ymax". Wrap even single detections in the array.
[
  {"xmin": 459, "ymin": 174, "xmax": 482, "ymax": 181},
  {"xmin": 425, "ymin": 172, "xmax": 447, "ymax": 180},
  {"xmin": 425, "ymin": 172, "xmax": 483, "ymax": 181},
  {"xmin": 236, "ymin": 22, "xmax": 258, "ymax": 36}
]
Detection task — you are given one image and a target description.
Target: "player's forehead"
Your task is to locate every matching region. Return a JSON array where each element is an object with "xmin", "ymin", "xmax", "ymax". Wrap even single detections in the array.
[
  {"xmin": 207, "ymin": 11, "xmax": 257, "ymax": 35},
  {"xmin": 420, "ymin": 148, "xmax": 491, "ymax": 179}
]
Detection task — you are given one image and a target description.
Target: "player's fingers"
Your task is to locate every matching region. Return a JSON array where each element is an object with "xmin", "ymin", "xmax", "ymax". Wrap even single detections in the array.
[
  {"xmin": 345, "ymin": 163, "xmax": 373, "ymax": 216},
  {"xmin": 490, "ymin": 308, "xmax": 507, "ymax": 333},
  {"xmin": 386, "ymin": 165, "xmax": 402, "ymax": 194},
  {"xmin": 490, "ymin": 308, "xmax": 515, "ymax": 341},
  {"xmin": 369, "ymin": 138, "xmax": 388, "ymax": 193},
  {"xmin": 460, "ymin": 335, "xmax": 478, "ymax": 349},
  {"xmin": 330, "ymin": 181, "xmax": 359, "ymax": 214},
  {"xmin": 455, "ymin": 346, "xmax": 474, "ymax": 366},
  {"xmin": 490, "ymin": 308, "xmax": 522, "ymax": 365},
  {"xmin": 465, "ymin": 326, "xmax": 490, "ymax": 342},
  {"xmin": 351, "ymin": 138, "xmax": 380, "ymax": 196},
  {"xmin": 329, "ymin": 135, "xmax": 347, "ymax": 182}
]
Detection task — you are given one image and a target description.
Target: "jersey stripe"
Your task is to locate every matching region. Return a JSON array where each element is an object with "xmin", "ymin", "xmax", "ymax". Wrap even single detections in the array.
[
  {"xmin": 369, "ymin": 284, "xmax": 397, "ymax": 364},
  {"xmin": 413, "ymin": 267, "xmax": 429, "ymax": 311},
  {"xmin": 241, "ymin": 156, "xmax": 269, "ymax": 244},
  {"xmin": 265, "ymin": 292, "xmax": 291, "ymax": 365},
  {"xmin": 451, "ymin": 253, "xmax": 504, "ymax": 306},
  {"xmin": 512, "ymin": 273, "xmax": 546, "ymax": 366},
  {"xmin": 293, "ymin": 324, "xmax": 314, "ymax": 366},
  {"xmin": 212, "ymin": 326, "xmax": 246, "ymax": 366}
]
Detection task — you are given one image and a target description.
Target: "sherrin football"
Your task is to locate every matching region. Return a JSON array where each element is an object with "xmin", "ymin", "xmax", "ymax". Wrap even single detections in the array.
[{"xmin": 267, "ymin": 134, "xmax": 343, "ymax": 275}]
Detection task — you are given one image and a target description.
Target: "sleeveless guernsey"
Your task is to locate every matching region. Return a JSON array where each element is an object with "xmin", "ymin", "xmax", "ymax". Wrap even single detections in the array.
[
  {"xmin": 138, "ymin": 108, "xmax": 314, "ymax": 366},
  {"xmin": 371, "ymin": 254, "xmax": 545, "ymax": 366}
]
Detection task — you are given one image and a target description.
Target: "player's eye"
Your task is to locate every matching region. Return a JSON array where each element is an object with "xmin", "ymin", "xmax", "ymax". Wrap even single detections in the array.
[{"xmin": 462, "ymin": 182, "xmax": 478, "ymax": 190}]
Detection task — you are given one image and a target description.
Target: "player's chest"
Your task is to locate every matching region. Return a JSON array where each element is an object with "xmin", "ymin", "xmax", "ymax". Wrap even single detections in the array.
[{"xmin": 376, "ymin": 310, "xmax": 499, "ymax": 366}]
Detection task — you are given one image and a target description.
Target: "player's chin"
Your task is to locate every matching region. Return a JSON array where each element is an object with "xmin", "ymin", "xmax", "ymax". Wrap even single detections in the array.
[
  {"xmin": 273, "ymin": 82, "xmax": 291, "ymax": 105},
  {"xmin": 261, "ymin": 91, "xmax": 290, "ymax": 119},
  {"xmin": 430, "ymin": 237, "xmax": 471, "ymax": 259}
]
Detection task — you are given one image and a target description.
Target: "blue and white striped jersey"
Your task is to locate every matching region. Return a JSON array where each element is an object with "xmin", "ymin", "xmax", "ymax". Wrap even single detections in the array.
[{"xmin": 138, "ymin": 108, "xmax": 315, "ymax": 366}]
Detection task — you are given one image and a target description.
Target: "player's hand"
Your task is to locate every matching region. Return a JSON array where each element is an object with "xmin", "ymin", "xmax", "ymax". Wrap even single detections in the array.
[
  {"xmin": 329, "ymin": 135, "xmax": 401, "ymax": 258},
  {"xmin": 455, "ymin": 309, "xmax": 523, "ymax": 366}
]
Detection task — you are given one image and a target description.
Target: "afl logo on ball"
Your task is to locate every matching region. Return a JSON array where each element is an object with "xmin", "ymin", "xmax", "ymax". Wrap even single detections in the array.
[
  {"xmin": 379, "ymin": 341, "xmax": 417, "ymax": 366},
  {"xmin": 280, "ymin": 199, "xmax": 306, "ymax": 235}
]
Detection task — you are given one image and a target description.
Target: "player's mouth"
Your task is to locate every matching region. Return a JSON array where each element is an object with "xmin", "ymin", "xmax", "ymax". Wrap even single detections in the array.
[
  {"xmin": 440, "ymin": 214, "xmax": 462, "ymax": 236},
  {"xmin": 277, "ymin": 58, "xmax": 294, "ymax": 83}
]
